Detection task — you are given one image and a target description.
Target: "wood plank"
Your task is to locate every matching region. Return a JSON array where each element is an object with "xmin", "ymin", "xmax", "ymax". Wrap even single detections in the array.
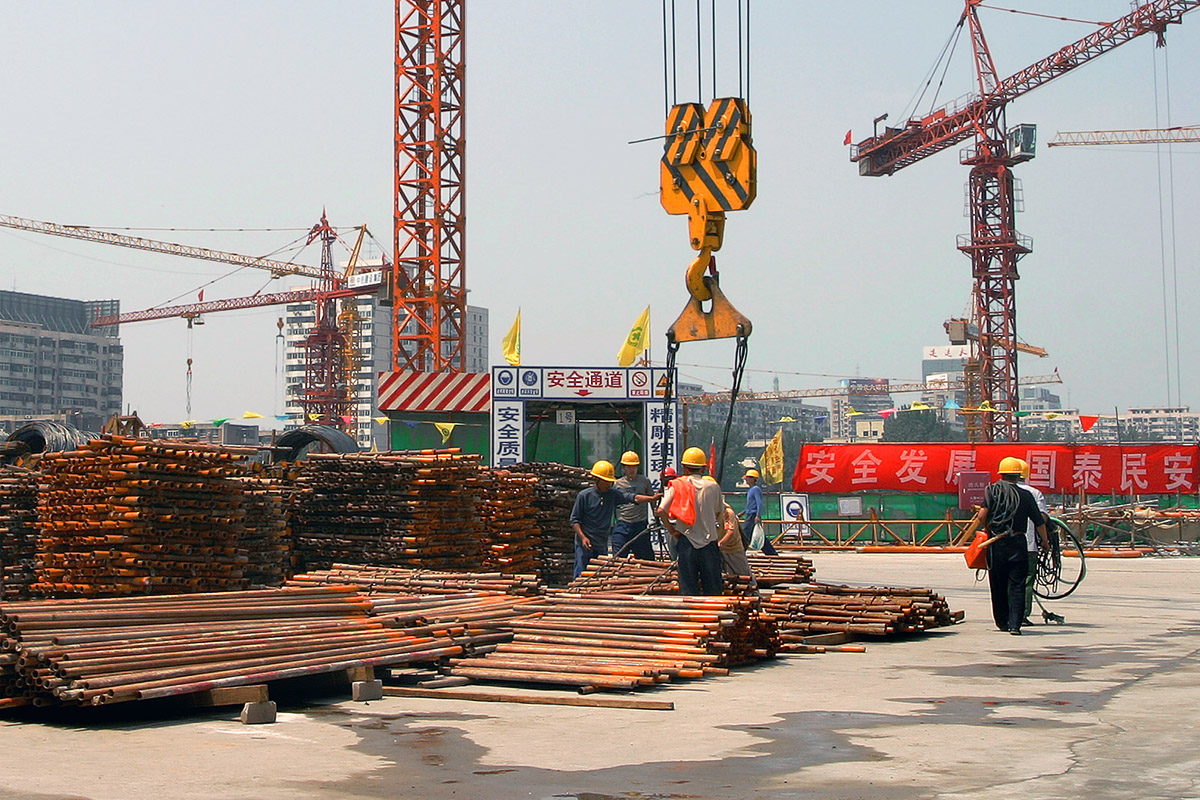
[
  {"xmin": 382, "ymin": 686, "xmax": 673, "ymax": 711},
  {"xmin": 187, "ymin": 684, "xmax": 269, "ymax": 707},
  {"xmin": 801, "ymin": 632, "xmax": 853, "ymax": 645}
]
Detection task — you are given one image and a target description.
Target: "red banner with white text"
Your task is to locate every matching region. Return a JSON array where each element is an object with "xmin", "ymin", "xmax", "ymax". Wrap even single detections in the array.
[{"xmin": 792, "ymin": 443, "xmax": 1199, "ymax": 495}]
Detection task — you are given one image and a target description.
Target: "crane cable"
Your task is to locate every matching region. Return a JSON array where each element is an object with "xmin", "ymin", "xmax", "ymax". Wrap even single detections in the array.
[{"xmin": 660, "ymin": 1, "xmax": 752, "ymax": 482}]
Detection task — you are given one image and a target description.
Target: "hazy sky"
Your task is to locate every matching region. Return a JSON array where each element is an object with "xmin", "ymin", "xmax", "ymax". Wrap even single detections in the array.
[{"xmin": 1, "ymin": 2, "xmax": 1196, "ymax": 425}]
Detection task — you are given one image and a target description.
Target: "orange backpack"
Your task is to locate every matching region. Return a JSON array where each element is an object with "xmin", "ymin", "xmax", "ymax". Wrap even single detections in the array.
[{"xmin": 668, "ymin": 476, "xmax": 697, "ymax": 526}]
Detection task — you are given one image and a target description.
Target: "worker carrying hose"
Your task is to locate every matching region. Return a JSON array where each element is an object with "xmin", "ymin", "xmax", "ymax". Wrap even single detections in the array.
[
  {"xmin": 570, "ymin": 460, "xmax": 659, "ymax": 579},
  {"xmin": 974, "ymin": 457, "xmax": 1048, "ymax": 635},
  {"xmin": 1015, "ymin": 459, "xmax": 1052, "ymax": 626},
  {"xmin": 656, "ymin": 447, "xmax": 724, "ymax": 595}
]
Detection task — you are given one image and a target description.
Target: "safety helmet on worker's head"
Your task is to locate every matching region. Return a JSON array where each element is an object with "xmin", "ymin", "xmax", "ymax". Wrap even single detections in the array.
[
  {"xmin": 744, "ymin": 468, "xmax": 760, "ymax": 480},
  {"xmin": 681, "ymin": 447, "xmax": 707, "ymax": 468},
  {"xmin": 590, "ymin": 460, "xmax": 616, "ymax": 483},
  {"xmin": 661, "ymin": 466, "xmax": 677, "ymax": 480},
  {"xmin": 620, "ymin": 451, "xmax": 640, "ymax": 466},
  {"xmin": 701, "ymin": 475, "xmax": 718, "ymax": 483},
  {"xmin": 997, "ymin": 456, "xmax": 1024, "ymax": 476},
  {"xmin": 1018, "ymin": 459, "xmax": 1031, "ymax": 482}
]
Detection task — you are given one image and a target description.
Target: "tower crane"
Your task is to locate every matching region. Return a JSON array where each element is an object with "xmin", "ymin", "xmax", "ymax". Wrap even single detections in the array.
[
  {"xmin": 1048, "ymin": 126, "xmax": 1200, "ymax": 146},
  {"xmin": 0, "ymin": 212, "xmax": 387, "ymax": 427},
  {"xmin": 850, "ymin": 0, "xmax": 1199, "ymax": 443}
]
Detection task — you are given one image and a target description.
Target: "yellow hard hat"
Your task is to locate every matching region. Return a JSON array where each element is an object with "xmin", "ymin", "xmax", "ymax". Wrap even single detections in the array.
[
  {"xmin": 997, "ymin": 456, "xmax": 1024, "ymax": 476},
  {"xmin": 681, "ymin": 446, "xmax": 707, "ymax": 468},
  {"xmin": 620, "ymin": 451, "xmax": 640, "ymax": 466},
  {"xmin": 1018, "ymin": 458, "xmax": 1031, "ymax": 481},
  {"xmin": 590, "ymin": 460, "xmax": 616, "ymax": 482},
  {"xmin": 744, "ymin": 469, "xmax": 760, "ymax": 480},
  {"xmin": 701, "ymin": 475, "xmax": 718, "ymax": 483}
]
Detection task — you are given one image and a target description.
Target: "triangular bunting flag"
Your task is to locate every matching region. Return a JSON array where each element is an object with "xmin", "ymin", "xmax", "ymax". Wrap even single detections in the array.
[
  {"xmin": 243, "ymin": 411, "xmax": 263, "ymax": 419},
  {"xmin": 340, "ymin": 415, "xmax": 354, "ymax": 425},
  {"xmin": 434, "ymin": 422, "xmax": 457, "ymax": 444},
  {"xmin": 275, "ymin": 414, "xmax": 289, "ymax": 421},
  {"xmin": 879, "ymin": 408, "xmax": 897, "ymax": 419},
  {"xmin": 1079, "ymin": 415, "xmax": 1100, "ymax": 432},
  {"xmin": 212, "ymin": 418, "xmax": 229, "ymax": 427},
  {"xmin": 909, "ymin": 402, "xmax": 932, "ymax": 411},
  {"xmin": 944, "ymin": 398, "xmax": 961, "ymax": 410},
  {"xmin": 373, "ymin": 416, "xmax": 388, "ymax": 424}
]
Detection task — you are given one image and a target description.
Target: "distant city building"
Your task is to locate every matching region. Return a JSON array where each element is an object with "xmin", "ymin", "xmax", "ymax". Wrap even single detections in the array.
[
  {"xmin": 1022, "ymin": 406, "xmax": 1198, "ymax": 443},
  {"xmin": 1018, "ymin": 385, "xmax": 1062, "ymax": 411},
  {"xmin": 284, "ymin": 274, "xmax": 487, "ymax": 449},
  {"xmin": 677, "ymin": 381, "xmax": 830, "ymax": 442},
  {"xmin": 0, "ymin": 290, "xmax": 122, "ymax": 424},
  {"xmin": 144, "ymin": 421, "xmax": 260, "ymax": 446},
  {"xmin": 830, "ymin": 378, "xmax": 895, "ymax": 439}
]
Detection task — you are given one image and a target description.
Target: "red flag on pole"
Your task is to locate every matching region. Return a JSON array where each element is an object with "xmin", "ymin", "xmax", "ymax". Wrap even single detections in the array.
[
  {"xmin": 198, "ymin": 289, "xmax": 204, "ymax": 302},
  {"xmin": 708, "ymin": 439, "xmax": 717, "ymax": 477},
  {"xmin": 1079, "ymin": 415, "xmax": 1100, "ymax": 432},
  {"xmin": 843, "ymin": 129, "xmax": 853, "ymax": 145}
]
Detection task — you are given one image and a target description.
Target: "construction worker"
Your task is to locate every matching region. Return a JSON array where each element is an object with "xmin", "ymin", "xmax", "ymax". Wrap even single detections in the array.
[
  {"xmin": 659, "ymin": 465, "xmax": 679, "ymax": 560},
  {"xmin": 711, "ymin": 476, "xmax": 755, "ymax": 591},
  {"xmin": 1016, "ymin": 458, "xmax": 1052, "ymax": 625},
  {"xmin": 569, "ymin": 460, "xmax": 658, "ymax": 578},
  {"xmin": 612, "ymin": 451, "xmax": 655, "ymax": 561},
  {"xmin": 975, "ymin": 456, "xmax": 1048, "ymax": 635},
  {"xmin": 742, "ymin": 468, "xmax": 778, "ymax": 555},
  {"xmin": 656, "ymin": 446, "xmax": 723, "ymax": 595}
]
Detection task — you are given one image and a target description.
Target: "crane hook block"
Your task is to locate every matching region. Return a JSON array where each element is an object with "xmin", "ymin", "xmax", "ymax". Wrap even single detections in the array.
[
  {"xmin": 660, "ymin": 97, "xmax": 756, "ymax": 252},
  {"xmin": 666, "ymin": 273, "xmax": 752, "ymax": 344}
]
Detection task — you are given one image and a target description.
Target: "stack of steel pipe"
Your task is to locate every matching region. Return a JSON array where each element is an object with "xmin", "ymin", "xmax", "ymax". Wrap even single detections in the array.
[
  {"xmin": 370, "ymin": 591, "xmax": 543, "ymax": 653},
  {"xmin": 289, "ymin": 451, "xmax": 485, "ymax": 573},
  {"xmin": 34, "ymin": 436, "xmax": 250, "ymax": 597},
  {"xmin": 506, "ymin": 463, "xmax": 592, "ymax": 586},
  {"xmin": 0, "ymin": 586, "xmax": 467, "ymax": 709},
  {"xmin": 745, "ymin": 553, "xmax": 816, "ymax": 587},
  {"xmin": 0, "ymin": 466, "xmax": 39, "ymax": 601},
  {"xmin": 761, "ymin": 583, "xmax": 959, "ymax": 645},
  {"xmin": 444, "ymin": 591, "xmax": 778, "ymax": 692},
  {"xmin": 568, "ymin": 555, "xmax": 680, "ymax": 594},
  {"xmin": 288, "ymin": 564, "xmax": 544, "ymax": 596},
  {"xmin": 477, "ymin": 469, "xmax": 543, "ymax": 575},
  {"xmin": 233, "ymin": 473, "xmax": 291, "ymax": 587}
]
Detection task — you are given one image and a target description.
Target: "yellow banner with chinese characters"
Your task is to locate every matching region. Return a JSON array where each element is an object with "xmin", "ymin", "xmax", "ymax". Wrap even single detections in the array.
[{"xmin": 760, "ymin": 427, "xmax": 784, "ymax": 486}]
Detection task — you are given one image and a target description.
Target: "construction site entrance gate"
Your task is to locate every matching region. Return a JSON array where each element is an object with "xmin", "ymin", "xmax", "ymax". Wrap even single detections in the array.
[{"xmin": 490, "ymin": 365, "xmax": 677, "ymax": 487}]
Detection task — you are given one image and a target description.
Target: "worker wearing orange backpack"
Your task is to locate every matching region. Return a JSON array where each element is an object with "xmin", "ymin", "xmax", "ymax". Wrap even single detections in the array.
[{"xmin": 656, "ymin": 447, "xmax": 723, "ymax": 595}]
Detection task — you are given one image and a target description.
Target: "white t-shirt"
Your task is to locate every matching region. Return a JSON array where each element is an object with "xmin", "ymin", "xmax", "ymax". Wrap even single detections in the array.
[
  {"xmin": 658, "ymin": 474, "xmax": 722, "ymax": 548},
  {"xmin": 1017, "ymin": 481, "xmax": 1048, "ymax": 553}
]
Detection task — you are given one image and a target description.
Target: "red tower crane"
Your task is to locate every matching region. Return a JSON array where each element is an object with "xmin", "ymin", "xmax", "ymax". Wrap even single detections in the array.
[
  {"xmin": 0, "ymin": 212, "xmax": 386, "ymax": 427},
  {"xmin": 393, "ymin": 1, "xmax": 466, "ymax": 374},
  {"xmin": 851, "ymin": 0, "xmax": 1199, "ymax": 442}
]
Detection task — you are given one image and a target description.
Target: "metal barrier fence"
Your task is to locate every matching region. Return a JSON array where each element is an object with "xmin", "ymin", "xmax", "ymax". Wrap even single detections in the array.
[{"xmin": 764, "ymin": 515, "xmax": 975, "ymax": 549}]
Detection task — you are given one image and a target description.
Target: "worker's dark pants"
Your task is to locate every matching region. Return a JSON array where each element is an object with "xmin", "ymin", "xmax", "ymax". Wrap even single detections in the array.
[
  {"xmin": 612, "ymin": 519, "xmax": 654, "ymax": 561},
  {"xmin": 1024, "ymin": 551, "xmax": 1038, "ymax": 617},
  {"xmin": 987, "ymin": 535, "xmax": 1029, "ymax": 631},
  {"xmin": 573, "ymin": 537, "xmax": 607, "ymax": 579},
  {"xmin": 677, "ymin": 537, "xmax": 723, "ymax": 596}
]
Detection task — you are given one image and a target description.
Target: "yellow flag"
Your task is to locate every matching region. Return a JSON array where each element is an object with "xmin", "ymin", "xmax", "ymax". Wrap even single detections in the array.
[
  {"xmin": 373, "ymin": 416, "xmax": 388, "ymax": 424},
  {"xmin": 760, "ymin": 427, "xmax": 785, "ymax": 486},
  {"xmin": 617, "ymin": 305, "xmax": 651, "ymax": 367},
  {"xmin": 434, "ymin": 422, "xmax": 457, "ymax": 444},
  {"xmin": 242, "ymin": 411, "xmax": 263, "ymax": 419},
  {"xmin": 502, "ymin": 309, "xmax": 521, "ymax": 366}
]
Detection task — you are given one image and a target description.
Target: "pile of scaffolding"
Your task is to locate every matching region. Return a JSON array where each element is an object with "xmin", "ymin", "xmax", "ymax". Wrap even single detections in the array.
[{"xmin": 0, "ymin": 467, "xmax": 38, "ymax": 601}]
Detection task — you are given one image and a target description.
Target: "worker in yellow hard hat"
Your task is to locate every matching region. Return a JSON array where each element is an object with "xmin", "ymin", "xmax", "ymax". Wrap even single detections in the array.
[
  {"xmin": 1014, "ymin": 458, "xmax": 1052, "ymax": 625},
  {"xmin": 656, "ymin": 446, "xmax": 724, "ymax": 595},
  {"xmin": 741, "ymin": 467, "xmax": 778, "ymax": 556},
  {"xmin": 612, "ymin": 451, "xmax": 656, "ymax": 561},
  {"xmin": 570, "ymin": 458, "xmax": 660, "ymax": 579},
  {"xmin": 973, "ymin": 456, "xmax": 1048, "ymax": 635}
]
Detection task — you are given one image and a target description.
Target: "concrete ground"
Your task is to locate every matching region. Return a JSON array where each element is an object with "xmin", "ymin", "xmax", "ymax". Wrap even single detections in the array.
[{"xmin": 2, "ymin": 552, "xmax": 1198, "ymax": 800}]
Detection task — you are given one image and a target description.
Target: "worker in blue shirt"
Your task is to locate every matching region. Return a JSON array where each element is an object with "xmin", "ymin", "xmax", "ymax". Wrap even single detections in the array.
[
  {"xmin": 741, "ymin": 468, "xmax": 777, "ymax": 555},
  {"xmin": 570, "ymin": 459, "xmax": 659, "ymax": 578}
]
